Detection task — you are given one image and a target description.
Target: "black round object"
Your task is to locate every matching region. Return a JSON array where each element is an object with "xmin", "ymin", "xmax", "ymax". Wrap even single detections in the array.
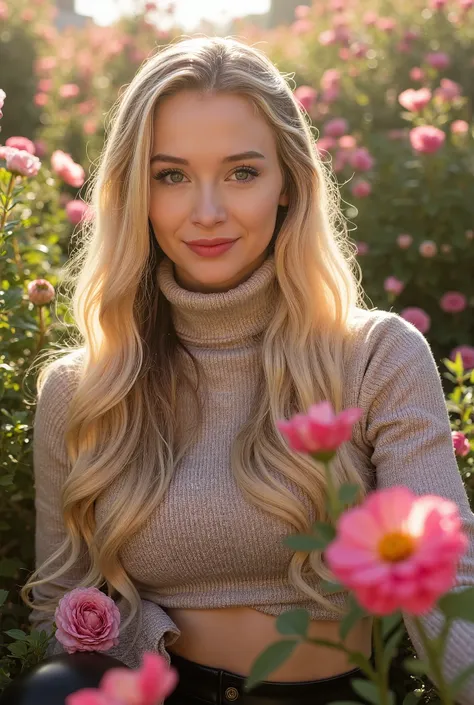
[{"xmin": 0, "ymin": 651, "xmax": 129, "ymax": 705}]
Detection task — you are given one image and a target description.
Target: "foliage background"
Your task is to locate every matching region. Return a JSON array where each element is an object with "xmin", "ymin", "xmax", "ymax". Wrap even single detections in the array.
[{"xmin": 0, "ymin": 0, "xmax": 473, "ymax": 698}]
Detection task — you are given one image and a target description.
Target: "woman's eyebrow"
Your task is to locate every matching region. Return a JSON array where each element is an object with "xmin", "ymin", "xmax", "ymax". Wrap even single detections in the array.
[{"xmin": 149, "ymin": 150, "xmax": 266, "ymax": 165}]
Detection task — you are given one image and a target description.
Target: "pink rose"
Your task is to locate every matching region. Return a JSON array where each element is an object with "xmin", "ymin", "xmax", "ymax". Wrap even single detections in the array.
[
  {"xmin": 295, "ymin": 4, "xmax": 311, "ymax": 18},
  {"xmin": 419, "ymin": 240, "xmax": 438, "ymax": 257},
  {"xmin": 451, "ymin": 345, "xmax": 474, "ymax": 371},
  {"xmin": 55, "ymin": 587, "xmax": 120, "ymax": 654},
  {"xmin": 67, "ymin": 652, "xmax": 178, "ymax": 705},
  {"xmin": 425, "ymin": 51, "xmax": 450, "ymax": 70},
  {"xmin": 397, "ymin": 233, "xmax": 413, "ymax": 249},
  {"xmin": 51, "ymin": 149, "xmax": 85, "ymax": 187},
  {"xmin": 339, "ymin": 135, "xmax": 357, "ymax": 149},
  {"xmin": 5, "ymin": 148, "xmax": 41, "ymax": 177},
  {"xmin": 431, "ymin": 0, "xmax": 448, "ymax": 8},
  {"xmin": 451, "ymin": 120, "xmax": 469, "ymax": 134},
  {"xmin": 349, "ymin": 147, "xmax": 374, "ymax": 171},
  {"xmin": 435, "ymin": 78, "xmax": 462, "ymax": 102},
  {"xmin": 6, "ymin": 136, "xmax": 36, "ymax": 154},
  {"xmin": 363, "ymin": 11, "xmax": 378, "ymax": 25},
  {"xmin": 319, "ymin": 29, "xmax": 337, "ymax": 45},
  {"xmin": 321, "ymin": 69, "xmax": 341, "ymax": 91},
  {"xmin": 293, "ymin": 86, "xmax": 318, "ymax": 113},
  {"xmin": 384, "ymin": 276, "xmax": 405, "ymax": 296},
  {"xmin": 452, "ymin": 431, "xmax": 470, "ymax": 457},
  {"xmin": 377, "ymin": 16, "xmax": 397, "ymax": 31},
  {"xmin": 66, "ymin": 200, "xmax": 93, "ymax": 225},
  {"xmin": 324, "ymin": 118, "xmax": 348, "ymax": 138},
  {"xmin": 27, "ymin": 279, "xmax": 55, "ymax": 306},
  {"xmin": 0, "ymin": 2, "xmax": 8, "ymax": 20},
  {"xmin": 277, "ymin": 400, "xmax": 362, "ymax": 459},
  {"xmin": 398, "ymin": 88, "xmax": 432, "ymax": 112},
  {"xmin": 410, "ymin": 126, "xmax": 445, "ymax": 154},
  {"xmin": 60, "ymin": 83, "xmax": 80, "ymax": 99},
  {"xmin": 440, "ymin": 291, "xmax": 467, "ymax": 313},
  {"xmin": 351, "ymin": 179, "xmax": 372, "ymax": 198},
  {"xmin": 355, "ymin": 241, "xmax": 369, "ymax": 255},
  {"xmin": 410, "ymin": 67, "xmax": 425, "ymax": 82},
  {"xmin": 400, "ymin": 307, "xmax": 431, "ymax": 334},
  {"xmin": 34, "ymin": 93, "xmax": 48, "ymax": 107},
  {"xmin": 0, "ymin": 88, "xmax": 5, "ymax": 119}
]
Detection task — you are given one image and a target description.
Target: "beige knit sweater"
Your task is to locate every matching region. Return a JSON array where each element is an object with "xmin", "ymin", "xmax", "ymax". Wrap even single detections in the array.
[{"xmin": 31, "ymin": 255, "xmax": 474, "ymax": 702}]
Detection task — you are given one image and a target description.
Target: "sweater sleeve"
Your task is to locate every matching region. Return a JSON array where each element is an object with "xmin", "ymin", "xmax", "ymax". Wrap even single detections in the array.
[
  {"xmin": 31, "ymin": 354, "xmax": 181, "ymax": 667},
  {"xmin": 358, "ymin": 313, "xmax": 474, "ymax": 705}
]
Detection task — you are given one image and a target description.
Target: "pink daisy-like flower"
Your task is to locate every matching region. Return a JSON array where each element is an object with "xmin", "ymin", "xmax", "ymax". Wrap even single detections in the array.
[{"xmin": 325, "ymin": 486, "xmax": 468, "ymax": 615}]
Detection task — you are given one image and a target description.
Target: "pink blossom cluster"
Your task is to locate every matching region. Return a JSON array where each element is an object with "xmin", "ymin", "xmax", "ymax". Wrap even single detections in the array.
[
  {"xmin": 51, "ymin": 150, "xmax": 85, "ymax": 188},
  {"xmin": 0, "ymin": 145, "xmax": 42, "ymax": 178}
]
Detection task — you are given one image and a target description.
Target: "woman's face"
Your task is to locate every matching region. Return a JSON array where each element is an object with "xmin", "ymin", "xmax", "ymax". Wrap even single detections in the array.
[{"xmin": 149, "ymin": 90, "xmax": 289, "ymax": 293}]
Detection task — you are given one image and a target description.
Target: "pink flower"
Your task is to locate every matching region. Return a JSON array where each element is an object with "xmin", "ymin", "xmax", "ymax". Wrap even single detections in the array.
[
  {"xmin": 34, "ymin": 140, "xmax": 47, "ymax": 157},
  {"xmin": 377, "ymin": 16, "xmax": 396, "ymax": 31},
  {"xmin": 54, "ymin": 587, "xmax": 120, "ymax": 654},
  {"xmin": 51, "ymin": 149, "xmax": 86, "ymax": 187},
  {"xmin": 400, "ymin": 307, "xmax": 431, "ymax": 334},
  {"xmin": 351, "ymin": 180, "xmax": 372, "ymax": 198},
  {"xmin": 451, "ymin": 345, "xmax": 474, "ymax": 371},
  {"xmin": 363, "ymin": 11, "xmax": 378, "ymax": 25},
  {"xmin": 451, "ymin": 120, "xmax": 469, "ymax": 134},
  {"xmin": 27, "ymin": 279, "xmax": 55, "ymax": 306},
  {"xmin": 67, "ymin": 652, "xmax": 178, "ymax": 705},
  {"xmin": 294, "ymin": 86, "xmax": 318, "ymax": 113},
  {"xmin": 435, "ymin": 78, "xmax": 462, "ymax": 102},
  {"xmin": 355, "ymin": 241, "xmax": 369, "ymax": 255},
  {"xmin": 460, "ymin": 0, "xmax": 474, "ymax": 8},
  {"xmin": 349, "ymin": 148, "xmax": 374, "ymax": 171},
  {"xmin": 319, "ymin": 29, "xmax": 337, "ymax": 45},
  {"xmin": 35, "ymin": 56, "xmax": 57, "ymax": 74},
  {"xmin": 6, "ymin": 136, "xmax": 36, "ymax": 154},
  {"xmin": 452, "ymin": 432, "xmax": 470, "ymax": 457},
  {"xmin": 440, "ymin": 291, "xmax": 468, "ymax": 313},
  {"xmin": 384, "ymin": 276, "xmax": 405, "ymax": 296},
  {"xmin": 292, "ymin": 19, "xmax": 313, "ymax": 33},
  {"xmin": 398, "ymin": 88, "xmax": 432, "ymax": 112},
  {"xmin": 321, "ymin": 69, "xmax": 341, "ymax": 91},
  {"xmin": 322, "ymin": 86, "xmax": 340, "ymax": 104},
  {"xmin": 60, "ymin": 83, "xmax": 80, "ymax": 99},
  {"xmin": 316, "ymin": 136, "xmax": 337, "ymax": 155},
  {"xmin": 410, "ymin": 126, "xmax": 445, "ymax": 154},
  {"xmin": 66, "ymin": 200, "xmax": 93, "ymax": 225},
  {"xmin": 397, "ymin": 233, "xmax": 413, "ymax": 249},
  {"xmin": 419, "ymin": 240, "xmax": 438, "ymax": 257},
  {"xmin": 410, "ymin": 67, "xmax": 425, "ymax": 82},
  {"xmin": 295, "ymin": 4, "xmax": 311, "ymax": 18},
  {"xmin": 5, "ymin": 148, "xmax": 41, "ymax": 177},
  {"xmin": 325, "ymin": 487, "xmax": 468, "ymax": 615},
  {"xmin": 0, "ymin": 88, "xmax": 5, "ymax": 119},
  {"xmin": 431, "ymin": 0, "xmax": 448, "ymax": 8},
  {"xmin": 277, "ymin": 401, "xmax": 362, "ymax": 458},
  {"xmin": 324, "ymin": 118, "xmax": 349, "ymax": 138},
  {"xmin": 38, "ymin": 78, "xmax": 53, "ymax": 92},
  {"xmin": 339, "ymin": 135, "xmax": 357, "ymax": 149},
  {"xmin": 425, "ymin": 51, "xmax": 450, "ymax": 70}
]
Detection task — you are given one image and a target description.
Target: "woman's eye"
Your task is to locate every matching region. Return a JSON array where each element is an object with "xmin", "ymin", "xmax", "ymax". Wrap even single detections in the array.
[
  {"xmin": 153, "ymin": 169, "xmax": 187, "ymax": 185},
  {"xmin": 231, "ymin": 167, "xmax": 259, "ymax": 182}
]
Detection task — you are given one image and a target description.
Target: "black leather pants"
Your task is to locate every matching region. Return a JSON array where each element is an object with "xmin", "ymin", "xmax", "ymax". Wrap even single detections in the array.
[{"xmin": 165, "ymin": 651, "xmax": 406, "ymax": 705}]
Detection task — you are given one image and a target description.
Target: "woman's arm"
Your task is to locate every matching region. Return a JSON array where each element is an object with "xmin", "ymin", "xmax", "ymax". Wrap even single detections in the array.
[
  {"xmin": 359, "ymin": 314, "xmax": 474, "ymax": 705},
  {"xmin": 30, "ymin": 354, "xmax": 180, "ymax": 666}
]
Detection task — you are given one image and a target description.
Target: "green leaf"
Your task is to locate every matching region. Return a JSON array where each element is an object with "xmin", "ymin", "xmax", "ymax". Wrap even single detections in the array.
[
  {"xmin": 4, "ymin": 629, "xmax": 27, "ymax": 641},
  {"xmin": 381, "ymin": 612, "xmax": 403, "ymax": 639},
  {"xmin": 402, "ymin": 694, "xmax": 421, "ymax": 705},
  {"xmin": 284, "ymin": 534, "xmax": 328, "ymax": 551},
  {"xmin": 276, "ymin": 609, "xmax": 310, "ymax": 638},
  {"xmin": 338, "ymin": 484, "xmax": 360, "ymax": 506},
  {"xmin": 311, "ymin": 521, "xmax": 336, "ymax": 543},
  {"xmin": 403, "ymin": 658, "xmax": 429, "ymax": 676},
  {"xmin": 350, "ymin": 679, "xmax": 383, "ymax": 705},
  {"xmin": 245, "ymin": 641, "xmax": 298, "ymax": 691},
  {"xmin": 7, "ymin": 641, "xmax": 28, "ymax": 658},
  {"xmin": 450, "ymin": 663, "xmax": 474, "ymax": 696},
  {"xmin": 382, "ymin": 626, "xmax": 405, "ymax": 670},
  {"xmin": 0, "ymin": 589, "xmax": 8, "ymax": 608},
  {"xmin": 438, "ymin": 587, "xmax": 474, "ymax": 622},
  {"xmin": 340, "ymin": 599, "xmax": 368, "ymax": 641}
]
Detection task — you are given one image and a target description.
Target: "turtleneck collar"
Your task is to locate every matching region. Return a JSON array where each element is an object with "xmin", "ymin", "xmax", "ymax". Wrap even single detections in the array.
[{"xmin": 157, "ymin": 255, "xmax": 278, "ymax": 348}]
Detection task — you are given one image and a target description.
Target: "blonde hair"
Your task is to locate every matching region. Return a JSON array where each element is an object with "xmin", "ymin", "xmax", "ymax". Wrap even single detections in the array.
[{"xmin": 22, "ymin": 36, "xmax": 369, "ymax": 643}]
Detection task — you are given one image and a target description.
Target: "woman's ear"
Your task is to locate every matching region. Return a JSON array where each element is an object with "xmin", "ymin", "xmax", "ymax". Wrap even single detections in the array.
[{"xmin": 279, "ymin": 191, "xmax": 289, "ymax": 207}]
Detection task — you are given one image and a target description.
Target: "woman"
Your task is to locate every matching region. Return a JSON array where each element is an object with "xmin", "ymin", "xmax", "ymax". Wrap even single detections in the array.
[{"xmin": 22, "ymin": 36, "xmax": 474, "ymax": 704}]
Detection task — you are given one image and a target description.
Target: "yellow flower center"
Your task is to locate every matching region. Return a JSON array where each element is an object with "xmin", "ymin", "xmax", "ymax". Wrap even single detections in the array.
[{"xmin": 378, "ymin": 531, "xmax": 415, "ymax": 562}]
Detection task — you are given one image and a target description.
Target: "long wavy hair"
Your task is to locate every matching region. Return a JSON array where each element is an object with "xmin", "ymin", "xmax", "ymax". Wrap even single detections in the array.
[{"xmin": 22, "ymin": 36, "xmax": 370, "ymax": 641}]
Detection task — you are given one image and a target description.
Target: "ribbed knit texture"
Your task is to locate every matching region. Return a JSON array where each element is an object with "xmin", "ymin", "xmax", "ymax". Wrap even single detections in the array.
[{"xmin": 31, "ymin": 254, "xmax": 474, "ymax": 702}]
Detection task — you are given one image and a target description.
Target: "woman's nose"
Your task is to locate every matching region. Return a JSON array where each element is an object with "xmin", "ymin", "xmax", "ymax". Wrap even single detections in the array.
[{"xmin": 191, "ymin": 189, "xmax": 227, "ymax": 228}]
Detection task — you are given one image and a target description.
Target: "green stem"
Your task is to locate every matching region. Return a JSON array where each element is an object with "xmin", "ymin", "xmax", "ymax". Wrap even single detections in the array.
[
  {"xmin": 413, "ymin": 616, "xmax": 454, "ymax": 705},
  {"xmin": 34, "ymin": 305, "xmax": 46, "ymax": 357},
  {"xmin": 373, "ymin": 618, "xmax": 390, "ymax": 705},
  {"xmin": 306, "ymin": 637, "xmax": 377, "ymax": 681},
  {"xmin": 323, "ymin": 460, "xmax": 341, "ymax": 521}
]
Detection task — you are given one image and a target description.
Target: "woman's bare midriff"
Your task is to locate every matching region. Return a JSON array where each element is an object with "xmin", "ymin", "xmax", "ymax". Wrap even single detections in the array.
[{"xmin": 166, "ymin": 607, "xmax": 373, "ymax": 681}]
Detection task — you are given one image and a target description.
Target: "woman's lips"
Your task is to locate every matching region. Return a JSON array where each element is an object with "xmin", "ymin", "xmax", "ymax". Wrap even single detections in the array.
[{"xmin": 185, "ymin": 240, "xmax": 237, "ymax": 258}]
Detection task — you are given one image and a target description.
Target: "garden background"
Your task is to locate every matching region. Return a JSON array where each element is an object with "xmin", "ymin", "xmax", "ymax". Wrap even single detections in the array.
[{"xmin": 1, "ymin": 0, "xmax": 474, "ymax": 700}]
